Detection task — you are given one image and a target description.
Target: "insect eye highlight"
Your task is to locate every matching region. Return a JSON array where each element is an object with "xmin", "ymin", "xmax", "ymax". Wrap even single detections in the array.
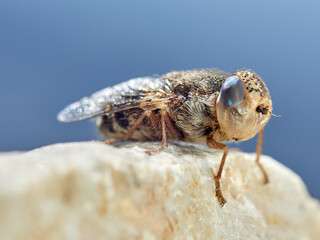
[{"xmin": 220, "ymin": 76, "xmax": 245, "ymax": 107}]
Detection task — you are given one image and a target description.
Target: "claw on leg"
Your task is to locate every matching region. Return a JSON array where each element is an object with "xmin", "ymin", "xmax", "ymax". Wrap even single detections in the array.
[
  {"xmin": 213, "ymin": 171, "xmax": 227, "ymax": 207},
  {"xmin": 145, "ymin": 145, "xmax": 164, "ymax": 155},
  {"xmin": 104, "ymin": 138, "xmax": 120, "ymax": 145}
]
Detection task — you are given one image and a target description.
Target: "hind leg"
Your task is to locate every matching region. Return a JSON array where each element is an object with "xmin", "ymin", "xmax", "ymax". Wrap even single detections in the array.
[
  {"xmin": 104, "ymin": 110, "xmax": 150, "ymax": 145},
  {"xmin": 104, "ymin": 110, "xmax": 168, "ymax": 154}
]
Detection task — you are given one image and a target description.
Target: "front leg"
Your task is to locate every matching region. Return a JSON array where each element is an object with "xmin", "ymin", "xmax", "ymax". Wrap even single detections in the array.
[
  {"xmin": 255, "ymin": 128, "xmax": 269, "ymax": 184},
  {"xmin": 207, "ymin": 138, "xmax": 229, "ymax": 207}
]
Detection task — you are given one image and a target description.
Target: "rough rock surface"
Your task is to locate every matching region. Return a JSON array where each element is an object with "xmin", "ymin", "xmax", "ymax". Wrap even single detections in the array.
[{"xmin": 0, "ymin": 141, "xmax": 319, "ymax": 240}]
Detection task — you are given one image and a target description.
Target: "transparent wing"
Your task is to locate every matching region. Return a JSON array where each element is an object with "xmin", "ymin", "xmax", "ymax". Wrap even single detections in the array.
[{"xmin": 57, "ymin": 77, "xmax": 171, "ymax": 122}]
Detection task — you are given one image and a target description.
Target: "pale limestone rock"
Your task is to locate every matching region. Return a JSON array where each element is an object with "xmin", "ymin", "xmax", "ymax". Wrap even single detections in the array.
[{"xmin": 0, "ymin": 141, "xmax": 319, "ymax": 240}]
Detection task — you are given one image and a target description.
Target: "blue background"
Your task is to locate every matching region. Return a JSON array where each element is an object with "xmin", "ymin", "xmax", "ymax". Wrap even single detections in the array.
[{"xmin": 1, "ymin": 0, "xmax": 319, "ymax": 199}]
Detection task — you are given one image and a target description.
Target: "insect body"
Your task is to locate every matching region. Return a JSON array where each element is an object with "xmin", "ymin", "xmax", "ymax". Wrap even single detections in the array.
[{"xmin": 58, "ymin": 69, "xmax": 272, "ymax": 206}]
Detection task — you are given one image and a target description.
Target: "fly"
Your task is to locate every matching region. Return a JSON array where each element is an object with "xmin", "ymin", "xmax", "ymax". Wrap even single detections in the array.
[{"xmin": 57, "ymin": 69, "xmax": 273, "ymax": 206}]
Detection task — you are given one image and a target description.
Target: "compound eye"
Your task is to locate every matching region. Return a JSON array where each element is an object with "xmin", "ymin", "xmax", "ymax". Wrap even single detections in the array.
[{"xmin": 220, "ymin": 76, "xmax": 245, "ymax": 107}]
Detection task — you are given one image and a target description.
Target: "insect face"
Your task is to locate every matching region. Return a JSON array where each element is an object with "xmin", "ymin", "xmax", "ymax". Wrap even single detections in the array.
[{"xmin": 216, "ymin": 71, "xmax": 272, "ymax": 142}]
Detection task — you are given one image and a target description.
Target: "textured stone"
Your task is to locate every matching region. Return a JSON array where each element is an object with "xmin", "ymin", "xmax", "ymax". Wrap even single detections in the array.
[{"xmin": 0, "ymin": 141, "xmax": 319, "ymax": 240}]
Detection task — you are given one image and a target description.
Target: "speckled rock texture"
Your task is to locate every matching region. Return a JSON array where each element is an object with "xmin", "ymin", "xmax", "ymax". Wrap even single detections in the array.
[{"xmin": 0, "ymin": 141, "xmax": 319, "ymax": 240}]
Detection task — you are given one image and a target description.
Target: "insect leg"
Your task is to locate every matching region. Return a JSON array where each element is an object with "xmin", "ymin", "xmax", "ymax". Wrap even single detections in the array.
[
  {"xmin": 207, "ymin": 139, "xmax": 229, "ymax": 207},
  {"xmin": 145, "ymin": 109, "xmax": 167, "ymax": 155},
  {"xmin": 163, "ymin": 114, "xmax": 184, "ymax": 140},
  {"xmin": 255, "ymin": 128, "xmax": 269, "ymax": 184},
  {"xmin": 146, "ymin": 111, "xmax": 161, "ymax": 134},
  {"xmin": 104, "ymin": 138, "xmax": 120, "ymax": 144},
  {"xmin": 104, "ymin": 111, "xmax": 149, "ymax": 145}
]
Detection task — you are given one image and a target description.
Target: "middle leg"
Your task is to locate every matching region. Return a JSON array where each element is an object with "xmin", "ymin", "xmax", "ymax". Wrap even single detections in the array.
[{"xmin": 145, "ymin": 109, "xmax": 168, "ymax": 155}]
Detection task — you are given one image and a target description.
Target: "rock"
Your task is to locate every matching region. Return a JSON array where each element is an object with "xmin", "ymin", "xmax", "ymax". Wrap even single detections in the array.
[{"xmin": 0, "ymin": 141, "xmax": 319, "ymax": 240}]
